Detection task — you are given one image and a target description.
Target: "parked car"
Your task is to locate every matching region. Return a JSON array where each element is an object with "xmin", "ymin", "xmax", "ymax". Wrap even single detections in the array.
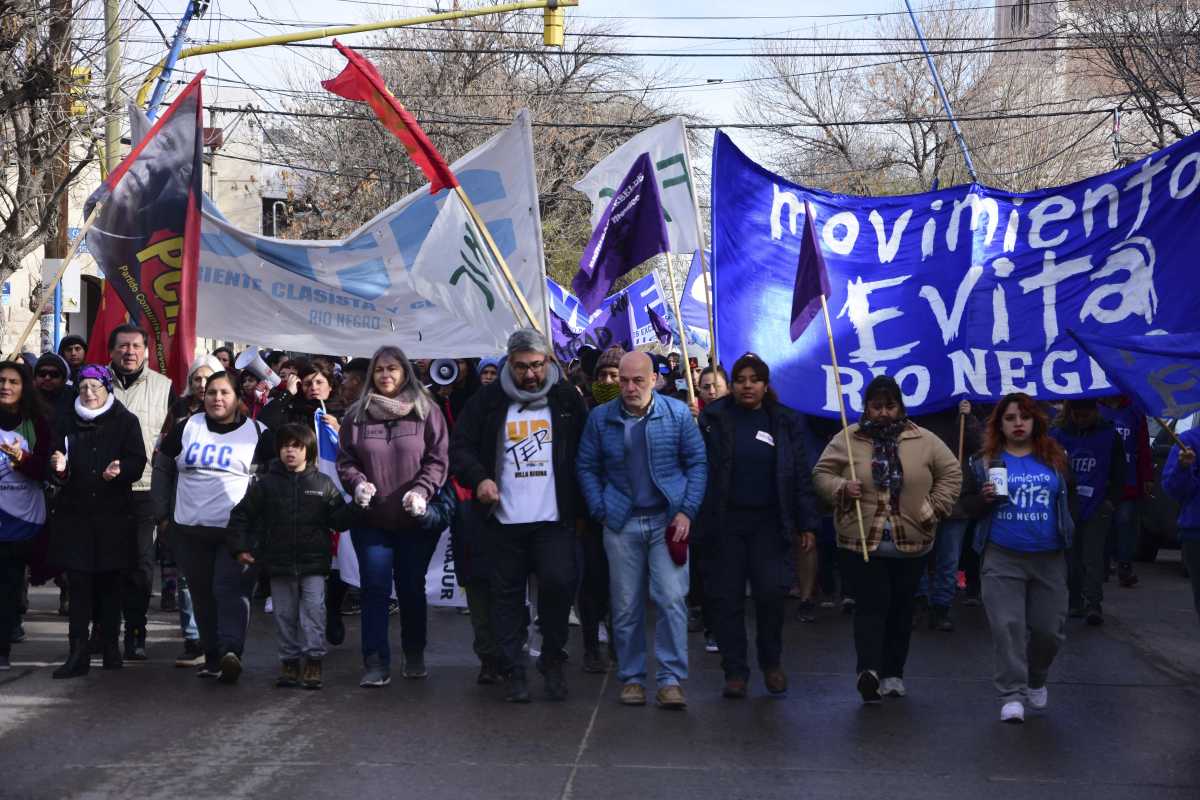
[{"xmin": 1138, "ymin": 413, "xmax": 1198, "ymax": 562}]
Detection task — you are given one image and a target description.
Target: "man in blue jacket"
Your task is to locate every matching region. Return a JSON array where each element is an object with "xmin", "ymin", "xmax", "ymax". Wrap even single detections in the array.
[
  {"xmin": 577, "ymin": 352, "xmax": 707, "ymax": 709},
  {"xmin": 1161, "ymin": 432, "xmax": 1200, "ymax": 624}
]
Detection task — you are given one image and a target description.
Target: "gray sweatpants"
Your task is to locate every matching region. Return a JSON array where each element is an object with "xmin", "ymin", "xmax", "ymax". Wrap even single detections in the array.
[
  {"xmin": 981, "ymin": 544, "xmax": 1068, "ymax": 701},
  {"xmin": 270, "ymin": 576, "xmax": 327, "ymax": 661}
]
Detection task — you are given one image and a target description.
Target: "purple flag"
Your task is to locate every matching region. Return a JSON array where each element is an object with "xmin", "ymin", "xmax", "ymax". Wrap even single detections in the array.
[
  {"xmin": 647, "ymin": 304, "xmax": 675, "ymax": 346},
  {"xmin": 790, "ymin": 201, "xmax": 832, "ymax": 341},
  {"xmin": 572, "ymin": 152, "xmax": 670, "ymax": 313}
]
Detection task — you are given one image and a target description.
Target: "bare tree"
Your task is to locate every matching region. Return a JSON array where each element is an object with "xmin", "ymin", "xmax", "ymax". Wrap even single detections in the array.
[
  {"xmin": 264, "ymin": 10, "xmax": 684, "ymax": 286},
  {"xmin": 0, "ymin": 0, "xmax": 102, "ymax": 323},
  {"xmin": 1067, "ymin": 0, "xmax": 1200, "ymax": 155},
  {"xmin": 739, "ymin": 1, "xmax": 1111, "ymax": 193}
]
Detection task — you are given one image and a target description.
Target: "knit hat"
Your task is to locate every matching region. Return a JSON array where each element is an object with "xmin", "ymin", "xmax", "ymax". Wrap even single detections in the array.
[
  {"xmin": 595, "ymin": 346, "xmax": 625, "ymax": 373},
  {"xmin": 57, "ymin": 334, "xmax": 86, "ymax": 354},
  {"xmin": 34, "ymin": 352, "xmax": 69, "ymax": 378},
  {"xmin": 478, "ymin": 357, "xmax": 502, "ymax": 373},
  {"xmin": 77, "ymin": 364, "xmax": 114, "ymax": 393}
]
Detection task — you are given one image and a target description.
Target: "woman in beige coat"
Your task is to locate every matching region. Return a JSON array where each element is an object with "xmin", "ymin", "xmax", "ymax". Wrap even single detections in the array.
[{"xmin": 813, "ymin": 376, "xmax": 961, "ymax": 704}]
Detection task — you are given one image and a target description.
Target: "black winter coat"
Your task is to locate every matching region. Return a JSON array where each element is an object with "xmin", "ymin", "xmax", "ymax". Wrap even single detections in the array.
[
  {"xmin": 449, "ymin": 378, "xmax": 590, "ymax": 522},
  {"xmin": 228, "ymin": 460, "xmax": 359, "ymax": 577},
  {"xmin": 696, "ymin": 397, "xmax": 821, "ymax": 544},
  {"xmin": 47, "ymin": 399, "xmax": 147, "ymax": 573}
]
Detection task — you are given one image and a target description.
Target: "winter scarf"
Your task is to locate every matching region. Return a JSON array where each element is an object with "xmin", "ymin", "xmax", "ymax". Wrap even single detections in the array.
[
  {"xmin": 860, "ymin": 416, "xmax": 908, "ymax": 512},
  {"xmin": 499, "ymin": 360, "xmax": 561, "ymax": 410},
  {"xmin": 74, "ymin": 392, "xmax": 114, "ymax": 422},
  {"xmin": 590, "ymin": 380, "xmax": 620, "ymax": 406}
]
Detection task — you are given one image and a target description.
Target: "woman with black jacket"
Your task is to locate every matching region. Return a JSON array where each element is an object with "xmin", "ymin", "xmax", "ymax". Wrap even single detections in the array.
[
  {"xmin": 697, "ymin": 353, "xmax": 821, "ymax": 699},
  {"xmin": 47, "ymin": 365, "xmax": 146, "ymax": 678}
]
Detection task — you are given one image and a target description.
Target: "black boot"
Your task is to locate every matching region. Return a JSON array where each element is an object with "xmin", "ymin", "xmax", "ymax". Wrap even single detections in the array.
[
  {"xmin": 541, "ymin": 660, "xmax": 568, "ymax": 701},
  {"xmin": 53, "ymin": 638, "xmax": 90, "ymax": 679},
  {"xmin": 102, "ymin": 638, "xmax": 123, "ymax": 670},
  {"xmin": 506, "ymin": 670, "xmax": 531, "ymax": 703}
]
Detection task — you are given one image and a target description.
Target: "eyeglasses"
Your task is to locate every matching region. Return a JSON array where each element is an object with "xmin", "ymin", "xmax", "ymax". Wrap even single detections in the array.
[
  {"xmin": 35, "ymin": 371, "xmax": 62, "ymax": 379},
  {"xmin": 510, "ymin": 360, "xmax": 546, "ymax": 374}
]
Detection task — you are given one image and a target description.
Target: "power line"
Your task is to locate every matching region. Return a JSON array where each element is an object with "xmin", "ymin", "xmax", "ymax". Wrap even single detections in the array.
[{"xmin": 209, "ymin": 103, "xmax": 1116, "ymax": 130}]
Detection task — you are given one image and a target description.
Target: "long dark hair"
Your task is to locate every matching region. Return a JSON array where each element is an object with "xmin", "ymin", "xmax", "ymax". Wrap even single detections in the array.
[
  {"xmin": 0, "ymin": 360, "xmax": 50, "ymax": 423},
  {"xmin": 982, "ymin": 392, "xmax": 1067, "ymax": 473}
]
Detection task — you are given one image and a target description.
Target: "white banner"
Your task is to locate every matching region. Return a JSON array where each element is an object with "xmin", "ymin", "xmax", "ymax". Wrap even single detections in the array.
[
  {"xmin": 425, "ymin": 530, "xmax": 467, "ymax": 608},
  {"xmin": 196, "ymin": 110, "xmax": 548, "ymax": 357},
  {"xmin": 573, "ymin": 117, "xmax": 701, "ymax": 255}
]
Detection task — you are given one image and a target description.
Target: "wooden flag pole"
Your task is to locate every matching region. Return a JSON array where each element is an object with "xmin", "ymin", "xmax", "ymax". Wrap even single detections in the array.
[
  {"xmin": 958, "ymin": 409, "xmax": 966, "ymax": 463},
  {"xmin": 9, "ymin": 204, "xmax": 102, "ymax": 359},
  {"xmin": 820, "ymin": 293, "xmax": 869, "ymax": 562},
  {"xmin": 453, "ymin": 185, "xmax": 542, "ymax": 334},
  {"xmin": 663, "ymin": 253, "xmax": 696, "ymax": 404},
  {"xmin": 679, "ymin": 124, "xmax": 719, "ymax": 366},
  {"xmin": 1153, "ymin": 415, "xmax": 1189, "ymax": 451}
]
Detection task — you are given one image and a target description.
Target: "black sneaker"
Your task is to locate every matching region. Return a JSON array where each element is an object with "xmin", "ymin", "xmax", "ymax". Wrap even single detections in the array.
[
  {"xmin": 857, "ymin": 670, "xmax": 882, "ymax": 704},
  {"xmin": 175, "ymin": 639, "xmax": 205, "ymax": 668},
  {"xmin": 506, "ymin": 672, "xmax": 531, "ymax": 703},
  {"xmin": 197, "ymin": 657, "xmax": 220, "ymax": 679},
  {"xmin": 217, "ymin": 651, "xmax": 243, "ymax": 684},
  {"xmin": 124, "ymin": 628, "xmax": 147, "ymax": 661},
  {"xmin": 1118, "ymin": 562, "xmax": 1139, "ymax": 588},
  {"xmin": 359, "ymin": 655, "xmax": 390, "ymax": 688},
  {"xmin": 929, "ymin": 606, "xmax": 955, "ymax": 632},
  {"xmin": 10, "ymin": 623, "xmax": 25, "ymax": 644},
  {"xmin": 539, "ymin": 659, "xmax": 568, "ymax": 701},
  {"xmin": 387, "ymin": 599, "xmax": 400, "ymax": 616},
  {"xmin": 476, "ymin": 660, "xmax": 501, "ymax": 685},
  {"xmin": 340, "ymin": 591, "xmax": 362, "ymax": 616},
  {"xmin": 402, "ymin": 652, "xmax": 428, "ymax": 679},
  {"xmin": 582, "ymin": 648, "xmax": 609, "ymax": 674},
  {"xmin": 1086, "ymin": 605, "xmax": 1104, "ymax": 626}
]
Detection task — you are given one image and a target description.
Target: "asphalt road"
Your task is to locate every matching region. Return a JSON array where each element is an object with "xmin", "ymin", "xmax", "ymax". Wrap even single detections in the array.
[{"xmin": 2, "ymin": 560, "xmax": 1198, "ymax": 800}]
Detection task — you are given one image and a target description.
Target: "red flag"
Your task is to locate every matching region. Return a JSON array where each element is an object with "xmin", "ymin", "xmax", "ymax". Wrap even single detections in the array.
[
  {"xmin": 86, "ymin": 282, "xmax": 130, "ymax": 366},
  {"xmin": 322, "ymin": 41, "xmax": 458, "ymax": 194},
  {"xmin": 82, "ymin": 74, "xmax": 203, "ymax": 393}
]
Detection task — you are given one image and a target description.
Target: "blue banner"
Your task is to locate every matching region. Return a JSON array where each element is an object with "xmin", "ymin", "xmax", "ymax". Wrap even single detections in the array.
[
  {"xmin": 546, "ymin": 272, "xmax": 668, "ymax": 361},
  {"xmin": 712, "ymin": 131, "xmax": 1200, "ymax": 417},
  {"xmin": 1069, "ymin": 330, "xmax": 1200, "ymax": 420}
]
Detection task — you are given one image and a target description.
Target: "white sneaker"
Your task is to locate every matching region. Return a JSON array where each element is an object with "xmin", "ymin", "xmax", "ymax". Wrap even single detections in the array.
[
  {"xmin": 1028, "ymin": 686, "xmax": 1048, "ymax": 709},
  {"xmin": 1000, "ymin": 701, "xmax": 1025, "ymax": 723},
  {"xmin": 879, "ymin": 677, "xmax": 907, "ymax": 697},
  {"xmin": 264, "ymin": 597, "xmax": 273, "ymax": 614}
]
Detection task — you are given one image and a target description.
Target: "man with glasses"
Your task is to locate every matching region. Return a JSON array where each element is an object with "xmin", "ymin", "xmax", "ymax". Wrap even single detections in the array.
[{"xmin": 450, "ymin": 329, "xmax": 590, "ymax": 703}]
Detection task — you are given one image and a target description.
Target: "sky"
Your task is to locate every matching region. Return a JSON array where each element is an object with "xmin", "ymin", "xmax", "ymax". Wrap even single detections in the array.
[{"xmin": 111, "ymin": 0, "xmax": 911, "ymax": 166}]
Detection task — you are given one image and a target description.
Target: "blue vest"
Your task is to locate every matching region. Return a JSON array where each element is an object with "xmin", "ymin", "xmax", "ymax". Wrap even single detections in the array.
[
  {"xmin": 1051, "ymin": 423, "xmax": 1118, "ymax": 521},
  {"xmin": 1099, "ymin": 405, "xmax": 1139, "ymax": 494}
]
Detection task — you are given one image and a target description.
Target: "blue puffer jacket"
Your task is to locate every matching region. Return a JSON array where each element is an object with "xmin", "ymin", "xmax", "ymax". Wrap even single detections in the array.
[
  {"xmin": 1162, "ymin": 428, "xmax": 1200, "ymax": 542},
  {"xmin": 577, "ymin": 392, "xmax": 707, "ymax": 532}
]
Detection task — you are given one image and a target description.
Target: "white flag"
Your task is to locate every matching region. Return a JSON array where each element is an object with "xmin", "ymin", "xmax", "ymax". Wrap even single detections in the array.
[
  {"xmin": 573, "ymin": 118, "xmax": 700, "ymax": 254},
  {"xmin": 408, "ymin": 191, "xmax": 521, "ymax": 348}
]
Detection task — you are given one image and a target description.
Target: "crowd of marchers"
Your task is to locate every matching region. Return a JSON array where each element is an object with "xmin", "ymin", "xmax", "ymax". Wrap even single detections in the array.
[{"xmin": 1, "ymin": 325, "xmax": 1198, "ymax": 725}]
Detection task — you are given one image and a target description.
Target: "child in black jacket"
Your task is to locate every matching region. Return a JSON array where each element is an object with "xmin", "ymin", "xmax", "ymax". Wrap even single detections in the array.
[{"xmin": 229, "ymin": 423, "xmax": 358, "ymax": 689}]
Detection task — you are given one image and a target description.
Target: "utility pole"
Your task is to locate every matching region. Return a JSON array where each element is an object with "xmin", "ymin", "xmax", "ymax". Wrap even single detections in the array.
[
  {"xmin": 104, "ymin": 0, "xmax": 121, "ymax": 174},
  {"xmin": 41, "ymin": 0, "xmax": 72, "ymax": 351}
]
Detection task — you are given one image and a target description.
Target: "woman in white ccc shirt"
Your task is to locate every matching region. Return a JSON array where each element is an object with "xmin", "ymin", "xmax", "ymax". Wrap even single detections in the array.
[{"xmin": 153, "ymin": 371, "xmax": 274, "ymax": 684}]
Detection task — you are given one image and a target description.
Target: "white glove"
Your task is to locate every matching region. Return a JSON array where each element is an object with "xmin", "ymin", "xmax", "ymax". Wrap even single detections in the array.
[
  {"xmin": 403, "ymin": 490, "xmax": 427, "ymax": 517},
  {"xmin": 354, "ymin": 482, "xmax": 377, "ymax": 508}
]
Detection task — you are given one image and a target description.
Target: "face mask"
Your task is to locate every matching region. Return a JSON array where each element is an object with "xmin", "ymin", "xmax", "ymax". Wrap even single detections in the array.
[{"xmin": 591, "ymin": 381, "xmax": 620, "ymax": 405}]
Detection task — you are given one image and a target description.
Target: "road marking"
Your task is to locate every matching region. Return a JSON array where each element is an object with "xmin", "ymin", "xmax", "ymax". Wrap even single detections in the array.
[{"xmin": 560, "ymin": 669, "xmax": 611, "ymax": 800}]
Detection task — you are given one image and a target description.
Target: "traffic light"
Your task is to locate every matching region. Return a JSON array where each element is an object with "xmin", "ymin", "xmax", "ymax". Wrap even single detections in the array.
[
  {"xmin": 70, "ymin": 66, "xmax": 91, "ymax": 116},
  {"xmin": 543, "ymin": 1, "xmax": 564, "ymax": 48}
]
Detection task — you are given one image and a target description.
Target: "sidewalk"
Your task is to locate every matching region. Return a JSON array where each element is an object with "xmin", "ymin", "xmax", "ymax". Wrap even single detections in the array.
[{"xmin": 1105, "ymin": 550, "xmax": 1200, "ymax": 683}]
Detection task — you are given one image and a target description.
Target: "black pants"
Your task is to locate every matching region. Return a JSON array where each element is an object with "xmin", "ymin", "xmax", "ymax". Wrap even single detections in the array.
[
  {"xmin": 120, "ymin": 492, "xmax": 157, "ymax": 634},
  {"xmin": 1183, "ymin": 540, "xmax": 1200, "ymax": 624},
  {"xmin": 490, "ymin": 520, "xmax": 577, "ymax": 677},
  {"xmin": 577, "ymin": 529, "xmax": 610, "ymax": 651},
  {"xmin": 463, "ymin": 578, "xmax": 502, "ymax": 664},
  {"xmin": 840, "ymin": 550, "xmax": 927, "ymax": 678},
  {"xmin": 711, "ymin": 508, "xmax": 790, "ymax": 679},
  {"xmin": 0, "ymin": 541, "xmax": 32, "ymax": 657},
  {"xmin": 68, "ymin": 570, "xmax": 121, "ymax": 641},
  {"xmin": 175, "ymin": 525, "xmax": 257, "ymax": 659}
]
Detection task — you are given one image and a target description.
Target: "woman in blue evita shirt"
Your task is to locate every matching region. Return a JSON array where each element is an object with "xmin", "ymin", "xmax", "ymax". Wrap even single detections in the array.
[{"xmin": 963, "ymin": 392, "xmax": 1077, "ymax": 726}]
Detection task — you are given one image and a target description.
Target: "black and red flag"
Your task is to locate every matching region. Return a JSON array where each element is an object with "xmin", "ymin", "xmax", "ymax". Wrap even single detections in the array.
[{"xmin": 83, "ymin": 73, "xmax": 204, "ymax": 393}]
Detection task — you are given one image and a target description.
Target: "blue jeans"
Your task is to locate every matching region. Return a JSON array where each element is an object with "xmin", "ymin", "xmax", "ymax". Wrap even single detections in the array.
[
  {"xmin": 603, "ymin": 512, "xmax": 689, "ymax": 687},
  {"xmin": 917, "ymin": 518, "xmax": 969, "ymax": 608},
  {"xmin": 352, "ymin": 527, "xmax": 439, "ymax": 667}
]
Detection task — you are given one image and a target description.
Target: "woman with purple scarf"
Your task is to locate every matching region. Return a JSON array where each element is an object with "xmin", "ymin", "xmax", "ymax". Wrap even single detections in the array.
[{"xmin": 47, "ymin": 365, "xmax": 146, "ymax": 679}]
